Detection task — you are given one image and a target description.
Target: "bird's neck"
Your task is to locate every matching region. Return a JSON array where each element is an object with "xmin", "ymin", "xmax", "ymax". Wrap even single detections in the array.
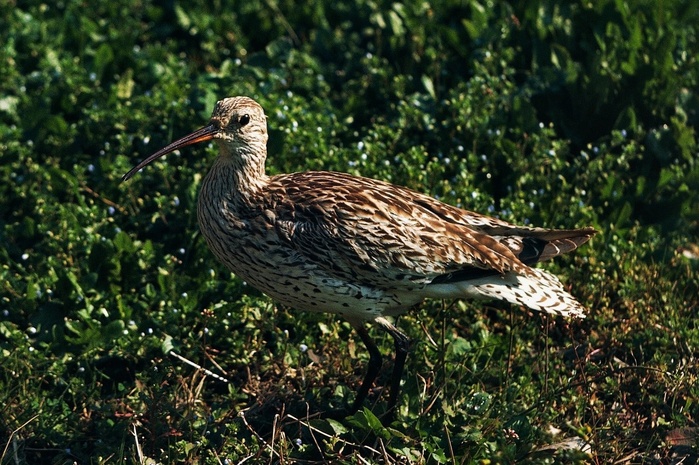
[{"xmin": 210, "ymin": 145, "xmax": 270, "ymax": 199}]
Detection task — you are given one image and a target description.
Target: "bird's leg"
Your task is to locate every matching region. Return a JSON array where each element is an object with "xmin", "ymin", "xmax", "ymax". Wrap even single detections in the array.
[
  {"xmin": 375, "ymin": 316, "xmax": 410, "ymax": 421},
  {"xmin": 350, "ymin": 323, "xmax": 383, "ymax": 414}
]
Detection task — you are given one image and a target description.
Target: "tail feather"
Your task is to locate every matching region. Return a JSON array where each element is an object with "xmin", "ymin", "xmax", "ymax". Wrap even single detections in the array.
[
  {"xmin": 539, "ymin": 229, "xmax": 596, "ymax": 261},
  {"xmin": 496, "ymin": 227, "xmax": 596, "ymax": 264}
]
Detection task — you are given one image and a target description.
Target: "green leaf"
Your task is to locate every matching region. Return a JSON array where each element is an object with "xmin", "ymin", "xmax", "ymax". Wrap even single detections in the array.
[
  {"xmin": 325, "ymin": 418, "xmax": 348, "ymax": 435},
  {"xmin": 114, "ymin": 231, "xmax": 135, "ymax": 253},
  {"xmin": 174, "ymin": 4, "xmax": 191, "ymax": 29},
  {"xmin": 102, "ymin": 319, "xmax": 125, "ymax": 340},
  {"xmin": 162, "ymin": 334, "xmax": 174, "ymax": 354},
  {"xmin": 422, "ymin": 75, "xmax": 435, "ymax": 99},
  {"xmin": 614, "ymin": 201, "xmax": 633, "ymax": 227},
  {"xmin": 94, "ymin": 43, "xmax": 114, "ymax": 77},
  {"xmin": 387, "ymin": 9, "xmax": 405, "ymax": 36},
  {"xmin": 462, "ymin": 2, "xmax": 487, "ymax": 40},
  {"xmin": 361, "ymin": 408, "xmax": 391, "ymax": 440},
  {"xmin": 116, "ymin": 69, "xmax": 134, "ymax": 99}
]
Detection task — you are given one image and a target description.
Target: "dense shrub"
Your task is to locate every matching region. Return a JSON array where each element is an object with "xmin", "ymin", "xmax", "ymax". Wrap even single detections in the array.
[{"xmin": 1, "ymin": 0, "xmax": 697, "ymax": 463}]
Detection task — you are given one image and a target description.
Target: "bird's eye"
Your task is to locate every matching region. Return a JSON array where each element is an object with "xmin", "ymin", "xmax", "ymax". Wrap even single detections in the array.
[{"xmin": 239, "ymin": 114, "xmax": 250, "ymax": 126}]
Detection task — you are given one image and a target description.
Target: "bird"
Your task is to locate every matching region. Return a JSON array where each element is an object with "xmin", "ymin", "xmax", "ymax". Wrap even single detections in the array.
[{"xmin": 122, "ymin": 96, "xmax": 596, "ymax": 420}]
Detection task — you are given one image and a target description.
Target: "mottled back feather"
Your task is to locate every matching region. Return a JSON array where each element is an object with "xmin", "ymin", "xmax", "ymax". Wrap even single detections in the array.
[
  {"xmin": 271, "ymin": 171, "xmax": 536, "ymax": 286},
  {"xmin": 269, "ymin": 171, "xmax": 595, "ymax": 292}
]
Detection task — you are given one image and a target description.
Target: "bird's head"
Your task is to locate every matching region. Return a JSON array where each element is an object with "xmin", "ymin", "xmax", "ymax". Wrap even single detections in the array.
[{"xmin": 122, "ymin": 96, "xmax": 268, "ymax": 181}]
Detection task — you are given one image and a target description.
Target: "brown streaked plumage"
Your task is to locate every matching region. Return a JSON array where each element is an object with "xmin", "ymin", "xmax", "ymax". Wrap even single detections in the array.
[{"xmin": 123, "ymin": 96, "xmax": 596, "ymax": 420}]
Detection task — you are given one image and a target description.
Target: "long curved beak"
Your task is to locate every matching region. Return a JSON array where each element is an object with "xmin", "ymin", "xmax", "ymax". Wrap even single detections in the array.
[{"xmin": 122, "ymin": 123, "xmax": 220, "ymax": 181}]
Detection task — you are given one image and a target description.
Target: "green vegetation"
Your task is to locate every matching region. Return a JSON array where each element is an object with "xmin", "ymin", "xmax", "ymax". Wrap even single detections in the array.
[{"xmin": 1, "ymin": 0, "xmax": 697, "ymax": 463}]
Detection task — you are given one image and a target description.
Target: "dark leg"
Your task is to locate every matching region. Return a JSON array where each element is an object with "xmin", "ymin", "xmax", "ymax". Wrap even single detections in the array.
[
  {"xmin": 350, "ymin": 323, "xmax": 383, "ymax": 414},
  {"xmin": 376, "ymin": 316, "xmax": 410, "ymax": 421}
]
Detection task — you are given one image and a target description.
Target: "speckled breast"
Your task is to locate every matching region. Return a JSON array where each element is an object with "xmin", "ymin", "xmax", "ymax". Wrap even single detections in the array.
[{"xmin": 196, "ymin": 180, "xmax": 409, "ymax": 322}]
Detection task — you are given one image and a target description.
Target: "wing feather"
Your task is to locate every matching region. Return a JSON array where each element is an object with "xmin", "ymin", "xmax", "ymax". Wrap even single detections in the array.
[{"xmin": 269, "ymin": 171, "xmax": 541, "ymax": 288}]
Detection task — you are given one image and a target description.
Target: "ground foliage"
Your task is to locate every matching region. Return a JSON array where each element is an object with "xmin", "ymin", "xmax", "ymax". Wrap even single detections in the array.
[{"xmin": 1, "ymin": 0, "xmax": 698, "ymax": 463}]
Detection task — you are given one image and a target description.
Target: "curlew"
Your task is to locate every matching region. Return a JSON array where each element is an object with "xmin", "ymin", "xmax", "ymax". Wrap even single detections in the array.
[{"xmin": 123, "ymin": 96, "xmax": 596, "ymax": 419}]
